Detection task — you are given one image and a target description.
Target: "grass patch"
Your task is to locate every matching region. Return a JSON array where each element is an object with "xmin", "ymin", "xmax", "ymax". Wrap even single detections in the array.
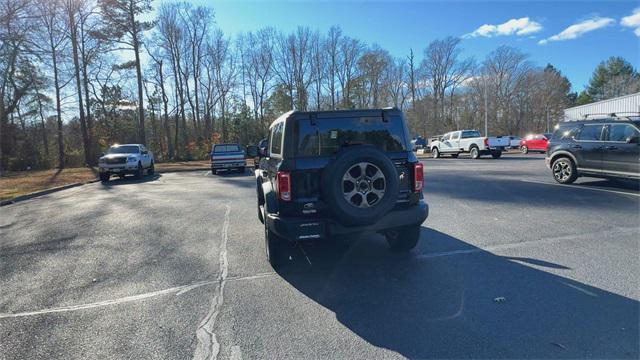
[
  {"xmin": 0, "ymin": 159, "xmax": 240, "ymax": 202},
  {"xmin": 0, "ymin": 168, "xmax": 98, "ymax": 201}
]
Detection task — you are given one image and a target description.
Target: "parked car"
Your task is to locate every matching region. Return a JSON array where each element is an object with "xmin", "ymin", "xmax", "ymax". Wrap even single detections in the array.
[
  {"xmin": 546, "ymin": 117, "xmax": 640, "ymax": 184},
  {"xmin": 98, "ymin": 144, "xmax": 154, "ymax": 182},
  {"xmin": 430, "ymin": 130, "xmax": 509, "ymax": 159},
  {"xmin": 520, "ymin": 133, "xmax": 552, "ymax": 154},
  {"xmin": 210, "ymin": 143, "xmax": 246, "ymax": 174},
  {"xmin": 508, "ymin": 136, "xmax": 521, "ymax": 149},
  {"xmin": 250, "ymin": 108, "xmax": 429, "ymax": 268}
]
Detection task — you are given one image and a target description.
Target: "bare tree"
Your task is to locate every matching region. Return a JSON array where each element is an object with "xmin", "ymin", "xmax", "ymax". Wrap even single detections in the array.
[
  {"xmin": 336, "ymin": 36, "xmax": 362, "ymax": 109},
  {"xmin": 325, "ymin": 26, "xmax": 341, "ymax": 109},
  {"xmin": 65, "ymin": 0, "xmax": 93, "ymax": 166},
  {"xmin": 482, "ymin": 46, "xmax": 532, "ymax": 134},
  {"xmin": 310, "ymin": 30, "xmax": 326, "ymax": 110},
  {"xmin": 35, "ymin": 0, "xmax": 69, "ymax": 168},
  {"xmin": 419, "ymin": 36, "xmax": 473, "ymax": 129},
  {"xmin": 243, "ymin": 28, "xmax": 275, "ymax": 133},
  {"xmin": 180, "ymin": 4, "xmax": 213, "ymax": 139},
  {"xmin": 97, "ymin": 0, "xmax": 153, "ymax": 144}
]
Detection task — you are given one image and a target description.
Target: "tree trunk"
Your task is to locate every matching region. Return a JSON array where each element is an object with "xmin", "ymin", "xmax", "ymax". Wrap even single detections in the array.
[
  {"xmin": 158, "ymin": 61, "xmax": 173, "ymax": 159},
  {"xmin": 49, "ymin": 26, "xmax": 65, "ymax": 169},
  {"xmin": 68, "ymin": 7, "xmax": 92, "ymax": 167},
  {"xmin": 34, "ymin": 85, "xmax": 49, "ymax": 158},
  {"xmin": 130, "ymin": 4, "xmax": 146, "ymax": 145}
]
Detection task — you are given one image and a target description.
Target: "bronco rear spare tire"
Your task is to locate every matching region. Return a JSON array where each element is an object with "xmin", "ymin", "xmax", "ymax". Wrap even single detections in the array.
[{"xmin": 321, "ymin": 146, "xmax": 399, "ymax": 226}]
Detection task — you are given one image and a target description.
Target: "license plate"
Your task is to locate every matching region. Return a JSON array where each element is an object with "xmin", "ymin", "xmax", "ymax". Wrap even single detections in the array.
[{"xmin": 297, "ymin": 222, "xmax": 324, "ymax": 239}]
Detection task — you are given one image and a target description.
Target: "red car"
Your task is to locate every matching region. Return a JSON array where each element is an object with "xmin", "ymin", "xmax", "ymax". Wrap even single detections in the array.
[{"xmin": 520, "ymin": 133, "xmax": 552, "ymax": 154}]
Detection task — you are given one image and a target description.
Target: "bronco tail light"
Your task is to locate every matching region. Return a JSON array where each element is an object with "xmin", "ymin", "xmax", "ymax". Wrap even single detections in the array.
[
  {"xmin": 277, "ymin": 171, "xmax": 292, "ymax": 201},
  {"xmin": 484, "ymin": 137, "xmax": 489, "ymax": 147},
  {"xmin": 413, "ymin": 163, "xmax": 424, "ymax": 192}
]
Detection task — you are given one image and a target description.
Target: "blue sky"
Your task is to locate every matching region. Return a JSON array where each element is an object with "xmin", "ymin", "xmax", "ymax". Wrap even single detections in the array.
[{"xmin": 185, "ymin": 0, "xmax": 640, "ymax": 92}]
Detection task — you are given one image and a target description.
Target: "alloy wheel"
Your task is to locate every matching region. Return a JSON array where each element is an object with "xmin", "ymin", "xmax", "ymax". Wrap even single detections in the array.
[
  {"xmin": 553, "ymin": 159, "xmax": 572, "ymax": 182},
  {"xmin": 342, "ymin": 162, "xmax": 386, "ymax": 208}
]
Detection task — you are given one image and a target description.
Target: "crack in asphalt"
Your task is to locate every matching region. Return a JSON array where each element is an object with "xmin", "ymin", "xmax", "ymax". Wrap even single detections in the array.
[
  {"xmin": 0, "ymin": 280, "xmax": 217, "ymax": 319},
  {"xmin": 193, "ymin": 202, "xmax": 231, "ymax": 360}
]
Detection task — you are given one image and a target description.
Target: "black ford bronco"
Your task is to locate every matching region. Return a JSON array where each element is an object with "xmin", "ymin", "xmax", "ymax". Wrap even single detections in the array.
[{"xmin": 249, "ymin": 108, "xmax": 429, "ymax": 268}]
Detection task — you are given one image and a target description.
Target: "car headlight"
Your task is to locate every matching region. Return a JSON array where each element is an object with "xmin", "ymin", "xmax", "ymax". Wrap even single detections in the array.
[{"xmin": 127, "ymin": 156, "xmax": 137, "ymax": 162}]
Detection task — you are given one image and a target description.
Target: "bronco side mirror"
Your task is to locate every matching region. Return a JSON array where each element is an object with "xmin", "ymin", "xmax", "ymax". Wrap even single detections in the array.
[{"xmin": 626, "ymin": 136, "xmax": 639, "ymax": 144}]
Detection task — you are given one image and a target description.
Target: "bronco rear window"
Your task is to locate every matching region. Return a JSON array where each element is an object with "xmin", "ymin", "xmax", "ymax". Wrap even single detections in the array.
[{"xmin": 297, "ymin": 116, "xmax": 406, "ymax": 156}]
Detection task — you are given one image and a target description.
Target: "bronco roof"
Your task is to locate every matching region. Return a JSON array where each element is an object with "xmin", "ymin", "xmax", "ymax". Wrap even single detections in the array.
[{"xmin": 271, "ymin": 108, "xmax": 402, "ymax": 125}]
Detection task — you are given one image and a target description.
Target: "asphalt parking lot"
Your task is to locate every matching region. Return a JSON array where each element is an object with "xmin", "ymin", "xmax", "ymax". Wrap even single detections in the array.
[{"xmin": 1, "ymin": 152, "xmax": 638, "ymax": 359}]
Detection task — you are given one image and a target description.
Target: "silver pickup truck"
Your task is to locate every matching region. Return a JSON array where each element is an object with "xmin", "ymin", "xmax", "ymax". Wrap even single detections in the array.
[
  {"xmin": 430, "ymin": 130, "xmax": 510, "ymax": 159},
  {"xmin": 210, "ymin": 143, "xmax": 246, "ymax": 174}
]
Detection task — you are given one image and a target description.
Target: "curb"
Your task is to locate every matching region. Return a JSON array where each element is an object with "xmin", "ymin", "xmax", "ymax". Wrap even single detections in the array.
[{"xmin": 0, "ymin": 180, "xmax": 100, "ymax": 207}]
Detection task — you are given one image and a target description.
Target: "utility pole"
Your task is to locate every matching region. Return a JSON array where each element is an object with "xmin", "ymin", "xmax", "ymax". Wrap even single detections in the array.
[
  {"xmin": 546, "ymin": 107, "xmax": 550, "ymax": 133},
  {"xmin": 483, "ymin": 77, "xmax": 488, "ymax": 136}
]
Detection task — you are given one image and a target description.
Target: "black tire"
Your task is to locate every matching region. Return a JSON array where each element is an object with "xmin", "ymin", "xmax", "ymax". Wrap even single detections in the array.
[
  {"xmin": 238, "ymin": 166, "xmax": 245, "ymax": 173},
  {"xmin": 431, "ymin": 147, "xmax": 440, "ymax": 158},
  {"xmin": 470, "ymin": 146, "xmax": 480, "ymax": 159},
  {"xmin": 99, "ymin": 173, "xmax": 110, "ymax": 182},
  {"xmin": 258, "ymin": 204, "xmax": 265, "ymax": 224},
  {"xmin": 551, "ymin": 157, "xmax": 578, "ymax": 184},
  {"xmin": 521, "ymin": 145, "xmax": 529, "ymax": 154},
  {"xmin": 321, "ymin": 146, "xmax": 399, "ymax": 227},
  {"xmin": 491, "ymin": 151, "xmax": 502, "ymax": 159},
  {"xmin": 211, "ymin": 168, "xmax": 217, "ymax": 175},
  {"xmin": 147, "ymin": 162, "xmax": 154, "ymax": 176},
  {"xmin": 257, "ymin": 181, "xmax": 265, "ymax": 224},
  {"xmin": 264, "ymin": 217, "xmax": 286, "ymax": 269},
  {"xmin": 134, "ymin": 163, "xmax": 143, "ymax": 179},
  {"xmin": 451, "ymin": 153, "xmax": 459, "ymax": 158},
  {"xmin": 385, "ymin": 225, "xmax": 421, "ymax": 252}
]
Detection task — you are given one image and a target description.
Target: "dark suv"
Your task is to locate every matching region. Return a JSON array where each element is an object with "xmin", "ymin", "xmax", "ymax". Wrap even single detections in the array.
[
  {"xmin": 251, "ymin": 108, "xmax": 429, "ymax": 268},
  {"xmin": 546, "ymin": 116, "xmax": 640, "ymax": 184}
]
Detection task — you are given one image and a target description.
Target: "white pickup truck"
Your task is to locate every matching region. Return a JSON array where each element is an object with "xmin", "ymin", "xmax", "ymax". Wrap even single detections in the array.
[
  {"xmin": 430, "ymin": 130, "xmax": 510, "ymax": 159},
  {"xmin": 98, "ymin": 144, "xmax": 155, "ymax": 182}
]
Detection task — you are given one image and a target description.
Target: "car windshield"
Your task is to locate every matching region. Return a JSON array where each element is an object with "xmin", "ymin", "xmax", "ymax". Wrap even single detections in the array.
[
  {"xmin": 213, "ymin": 145, "xmax": 241, "ymax": 152},
  {"xmin": 107, "ymin": 145, "xmax": 139, "ymax": 154},
  {"xmin": 297, "ymin": 116, "xmax": 406, "ymax": 156}
]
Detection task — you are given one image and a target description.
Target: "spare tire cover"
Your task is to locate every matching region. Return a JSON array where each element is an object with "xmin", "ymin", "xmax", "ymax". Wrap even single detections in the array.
[{"xmin": 321, "ymin": 146, "xmax": 399, "ymax": 226}]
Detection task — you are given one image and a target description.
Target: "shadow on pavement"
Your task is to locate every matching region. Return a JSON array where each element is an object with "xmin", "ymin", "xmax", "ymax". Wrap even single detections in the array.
[
  {"xmin": 425, "ymin": 174, "xmax": 639, "ymax": 208},
  {"xmin": 277, "ymin": 227, "xmax": 639, "ymax": 359},
  {"xmin": 575, "ymin": 177, "xmax": 640, "ymax": 192},
  {"xmin": 211, "ymin": 169, "xmax": 253, "ymax": 178},
  {"xmin": 99, "ymin": 174, "xmax": 162, "ymax": 187}
]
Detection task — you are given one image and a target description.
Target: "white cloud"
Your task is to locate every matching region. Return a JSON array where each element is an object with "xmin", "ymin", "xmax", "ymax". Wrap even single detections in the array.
[
  {"xmin": 621, "ymin": 8, "xmax": 640, "ymax": 37},
  {"xmin": 465, "ymin": 17, "xmax": 543, "ymax": 38},
  {"xmin": 538, "ymin": 17, "xmax": 614, "ymax": 45}
]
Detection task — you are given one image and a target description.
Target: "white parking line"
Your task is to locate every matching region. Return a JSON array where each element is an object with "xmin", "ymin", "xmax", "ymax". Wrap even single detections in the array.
[{"xmin": 520, "ymin": 179, "xmax": 640, "ymax": 197}]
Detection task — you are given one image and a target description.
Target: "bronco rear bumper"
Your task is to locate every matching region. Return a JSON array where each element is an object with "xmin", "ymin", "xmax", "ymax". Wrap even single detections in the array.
[{"xmin": 266, "ymin": 201, "xmax": 429, "ymax": 241}]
